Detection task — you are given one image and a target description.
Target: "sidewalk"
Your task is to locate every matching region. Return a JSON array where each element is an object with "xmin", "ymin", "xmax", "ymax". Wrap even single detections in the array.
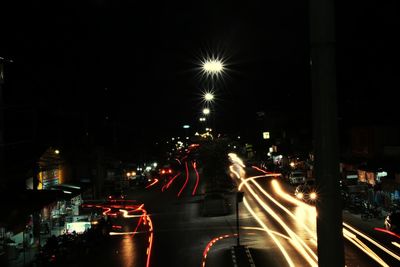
[
  {"xmin": 6, "ymin": 226, "xmax": 65, "ymax": 267},
  {"xmin": 5, "ymin": 244, "xmax": 39, "ymax": 267}
]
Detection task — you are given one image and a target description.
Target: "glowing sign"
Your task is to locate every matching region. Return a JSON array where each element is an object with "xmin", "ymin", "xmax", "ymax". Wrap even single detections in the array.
[{"xmin": 263, "ymin": 132, "xmax": 270, "ymax": 139}]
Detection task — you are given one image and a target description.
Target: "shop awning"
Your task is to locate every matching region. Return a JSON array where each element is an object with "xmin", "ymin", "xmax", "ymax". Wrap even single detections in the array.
[{"xmin": 50, "ymin": 182, "xmax": 87, "ymax": 199}]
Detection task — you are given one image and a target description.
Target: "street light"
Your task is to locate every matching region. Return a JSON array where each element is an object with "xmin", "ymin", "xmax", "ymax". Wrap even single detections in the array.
[
  {"xmin": 200, "ymin": 56, "xmax": 225, "ymax": 79},
  {"xmin": 202, "ymin": 108, "xmax": 210, "ymax": 115},
  {"xmin": 204, "ymin": 92, "xmax": 214, "ymax": 102},
  {"xmin": 199, "ymin": 117, "xmax": 206, "ymax": 122},
  {"xmin": 202, "ymin": 58, "xmax": 224, "ymax": 76}
]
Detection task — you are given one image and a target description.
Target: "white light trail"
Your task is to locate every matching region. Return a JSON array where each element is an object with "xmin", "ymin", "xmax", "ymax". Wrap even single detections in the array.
[
  {"xmin": 241, "ymin": 177, "xmax": 318, "ymax": 267},
  {"xmin": 243, "ymin": 197, "xmax": 295, "ymax": 267}
]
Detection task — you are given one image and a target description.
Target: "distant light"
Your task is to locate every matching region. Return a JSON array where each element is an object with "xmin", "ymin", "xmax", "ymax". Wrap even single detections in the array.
[
  {"xmin": 201, "ymin": 57, "xmax": 225, "ymax": 77},
  {"xmin": 54, "ymin": 149, "xmax": 60, "ymax": 155},
  {"xmin": 63, "ymin": 190, "xmax": 72, "ymax": 194},
  {"xmin": 172, "ymin": 137, "xmax": 175, "ymax": 141},
  {"xmin": 153, "ymin": 162, "xmax": 157, "ymax": 167},
  {"xmin": 183, "ymin": 125, "xmax": 190, "ymax": 129},
  {"xmin": 262, "ymin": 132, "xmax": 270, "ymax": 139},
  {"xmin": 203, "ymin": 108, "xmax": 210, "ymax": 115},
  {"xmin": 204, "ymin": 92, "xmax": 214, "ymax": 102},
  {"xmin": 237, "ymin": 136, "xmax": 241, "ymax": 139},
  {"xmin": 186, "ymin": 137, "xmax": 189, "ymax": 140},
  {"xmin": 199, "ymin": 117, "xmax": 206, "ymax": 122},
  {"xmin": 126, "ymin": 172, "xmax": 131, "ymax": 177}
]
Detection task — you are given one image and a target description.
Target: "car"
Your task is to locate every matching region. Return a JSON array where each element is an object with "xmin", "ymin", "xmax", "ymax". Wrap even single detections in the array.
[
  {"xmin": 384, "ymin": 210, "xmax": 400, "ymax": 233},
  {"xmin": 107, "ymin": 191, "xmax": 127, "ymax": 201},
  {"xmin": 289, "ymin": 171, "xmax": 306, "ymax": 185},
  {"xmin": 159, "ymin": 165, "xmax": 174, "ymax": 176},
  {"xmin": 294, "ymin": 181, "xmax": 318, "ymax": 202}
]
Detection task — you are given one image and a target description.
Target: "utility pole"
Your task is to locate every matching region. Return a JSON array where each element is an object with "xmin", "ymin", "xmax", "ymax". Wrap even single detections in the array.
[
  {"xmin": 309, "ymin": 1, "xmax": 345, "ymax": 266},
  {"xmin": 0, "ymin": 58, "xmax": 5, "ymax": 181}
]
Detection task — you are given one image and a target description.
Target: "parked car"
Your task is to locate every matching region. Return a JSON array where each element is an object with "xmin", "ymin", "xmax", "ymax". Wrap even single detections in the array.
[
  {"xmin": 107, "ymin": 191, "xmax": 127, "ymax": 201},
  {"xmin": 289, "ymin": 171, "xmax": 306, "ymax": 185}
]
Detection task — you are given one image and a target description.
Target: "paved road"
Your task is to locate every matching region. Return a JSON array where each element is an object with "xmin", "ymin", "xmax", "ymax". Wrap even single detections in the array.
[{"xmin": 45, "ymin": 158, "xmax": 400, "ymax": 267}]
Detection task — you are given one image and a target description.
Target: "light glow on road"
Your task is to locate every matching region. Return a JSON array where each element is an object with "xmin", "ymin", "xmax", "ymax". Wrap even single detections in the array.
[
  {"xmin": 241, "ymin": 178, "xmax": 318, "ymax": 266},
  {"xmin": 270, "ymin": 178, "xmax": 397, "ymax": 265},
  {"xmin": 392, "ymin": 242, "xmax": 400, "ymax": 249},
  {"xmin": 249, "ymin": 178, "xmax": 317, "ymax": 245},
  {"xmin": 243, "ymin": 197, "xmax": 295, "ymax": 267},
  {"xmin": 344, "ymin": 223, "xmax": 400, "ymax": 262}
]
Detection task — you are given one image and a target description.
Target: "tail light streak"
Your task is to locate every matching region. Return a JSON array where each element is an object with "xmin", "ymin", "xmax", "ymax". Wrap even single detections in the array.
[
  {"xmin": 83, "ymin": 201, "xmax": 154, "ymax": 267},
  {"xmin": 192, "ymin": 161, "xmax": 200, "ymax": 196},
  {"xmin": 161, "ymin": 172, "xmax": 181, "ymax": 192},
  {"xmin": 177, "ymin": 161, "xmax": 189, "ymax": 197},
  {"xmin": 145, "ymin": 178, "xmax": 159, "ymax": 189},
  {"xmin": 201, "ymin": 234, "xmax": 237, "ymax": 267}
]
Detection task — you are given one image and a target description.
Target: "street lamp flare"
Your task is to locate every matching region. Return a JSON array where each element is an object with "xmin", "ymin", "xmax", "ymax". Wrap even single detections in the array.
[{"xmin": 203, "ymin": 108, "xmax": 210, "ymax": 115}]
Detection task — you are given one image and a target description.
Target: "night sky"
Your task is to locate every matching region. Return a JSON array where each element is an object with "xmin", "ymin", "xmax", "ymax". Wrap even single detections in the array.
[{"xmin": 1, "ymin": 1, "xmax": 399, "ymax": 147}]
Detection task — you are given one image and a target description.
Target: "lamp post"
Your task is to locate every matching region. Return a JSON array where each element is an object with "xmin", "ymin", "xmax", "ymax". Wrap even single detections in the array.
[
  {"xmin": 202, "ymin": 108, "xmax": 210, "ymax": 116},
  {"xmin": 201, "ymin": 57, "xmax": 225, "ymax": 79}
]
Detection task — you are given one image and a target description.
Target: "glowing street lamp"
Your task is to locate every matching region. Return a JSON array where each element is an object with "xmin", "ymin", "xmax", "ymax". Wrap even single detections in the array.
[
  {"xmin": 200, "ymin": 56, "xmax": 225, "ymax": 79},
  {"xmin": 202, "ymin": 59, "xmax": 224, "ymax": 75},
  {"xmin": 204, "ymin": 92, "xmax": 214, "ymax": 102},
  {"xmin": 202, "ymin": 108, "xmax": 210, "ymax": 115}
]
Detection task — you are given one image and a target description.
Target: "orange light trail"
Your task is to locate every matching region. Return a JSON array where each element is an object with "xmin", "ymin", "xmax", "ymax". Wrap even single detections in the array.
[
  {"xmin": 241, "ymin": 177, "xmax": 318, "ymax": 266},
  {"xmin": 248, "ymin": 177, "xmax": 317, "ymax": 245},
  {"xmin": 177, "ymin": 161, "xmax": 189, "ymax": 197},
  {"xmin": 145, "ymin": 178, "xmax": 159, "ymax": 189},
  {"xmin": 243, "ymin": 197, "xmax": 295, "ymax": 267},
  {"xmin": 192, "ymin": 161, "xmax": 200, "ymax": 196},
  {"xmin": 271, "ymin": 178, "xmax": 398, "ymax": 265},
  {"xmin": 146, "ymin": 213, "xmax": 154, "ymax": 267},
  {"xmin": 162, "ymin": 172, "xmax": 181, "ymax": 192},
  {"xmin": 201, "ymin": 234, "xmax": 237, "ymax": 267},
  {"xmin": 83, "ymin": 201, "xmax": 153, "ymax": 265}
]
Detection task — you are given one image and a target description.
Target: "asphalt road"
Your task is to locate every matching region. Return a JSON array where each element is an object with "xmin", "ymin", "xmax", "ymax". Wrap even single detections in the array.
[{"xmin": 60, "ymin": 158, "xmax": 400, "ymax": 267}]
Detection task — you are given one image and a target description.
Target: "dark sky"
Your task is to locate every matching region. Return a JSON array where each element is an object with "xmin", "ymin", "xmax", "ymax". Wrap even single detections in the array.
[{"xmin": 1, "ymin": 0, "xmax": 399, "ymax": 147}]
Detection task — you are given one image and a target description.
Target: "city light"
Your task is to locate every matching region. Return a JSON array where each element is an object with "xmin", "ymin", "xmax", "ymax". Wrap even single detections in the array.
[
  {"xmin": 201, "ymin": 57, "xmax": 224, "ymax": 77},
  {"xmin": 204, "ymin": 92, "xmax": 214, "ymax": 102},
  {"xmin": 203, "ymin": 108, "xmax": 210, "ymax": 115}
]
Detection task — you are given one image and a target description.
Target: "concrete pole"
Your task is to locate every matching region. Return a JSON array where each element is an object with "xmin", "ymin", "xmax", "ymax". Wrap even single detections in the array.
[
  {"xmin": 309, "ymin": 0, "xmax": 345, "ymax": 266},
  {"xmin": 0, "ymin": 60, "xmax": 5, "ymax": 180}
]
